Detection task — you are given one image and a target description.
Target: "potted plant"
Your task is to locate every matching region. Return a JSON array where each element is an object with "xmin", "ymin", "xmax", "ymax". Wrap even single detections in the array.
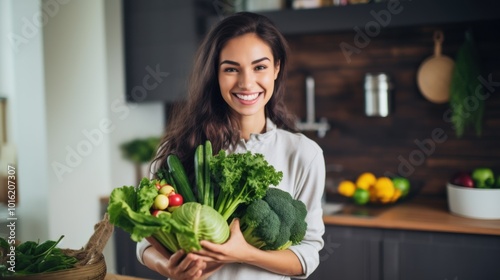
[{"xmin": 120, "ymin": 136, "xmax": 160, "ymax": 185}]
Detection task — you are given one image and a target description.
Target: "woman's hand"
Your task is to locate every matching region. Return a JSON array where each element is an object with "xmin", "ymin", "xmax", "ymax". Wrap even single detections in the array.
[
  {"xmin": 144, "ymin": 237, "xmax": 214, "ymax": 280},
  {"xmin": 195, "ymin": 219, "xmax": 304, "ymax": 276},
  {"xmin": 195, "ymin": 219, "xmax": 255, "ymax": 264}
]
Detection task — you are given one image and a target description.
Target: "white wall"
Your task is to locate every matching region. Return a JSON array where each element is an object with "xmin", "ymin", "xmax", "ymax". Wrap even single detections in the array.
[
  {"xmin": 1, "ymin": 0, "xmax": 165, "ymax": 274},
  {"xmin": 2, "ymin": 0, "xmax": 51, "ymax": 244},
  {"xmin": 44, "ymin": 0, "xmax": 112, "ymax": 251}
]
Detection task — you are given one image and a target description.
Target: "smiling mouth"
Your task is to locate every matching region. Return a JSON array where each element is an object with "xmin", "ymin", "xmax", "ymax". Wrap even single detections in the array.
[{"xmin": 234, "ymin": 92, "xmax": 261, "ymax": 101}]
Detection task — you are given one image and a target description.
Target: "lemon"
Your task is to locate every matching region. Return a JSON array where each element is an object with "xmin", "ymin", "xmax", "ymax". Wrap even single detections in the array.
[
  {"xmin": 374, "ymin": 177, "xmax": 395, "ymax": 204},
  {"xmin": 390, "ymin": 188, "xmax": 402, "ymax": 203},
  {"xmin": 356, "ymin": 172, "xmax": 377, "ymax": 190},
  {"xmin": 338, "ymin": 180, "xmax": 356, "ymax": 197}
]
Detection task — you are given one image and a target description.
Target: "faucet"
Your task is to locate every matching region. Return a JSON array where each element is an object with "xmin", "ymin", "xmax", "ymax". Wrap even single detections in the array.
[{"xmin": 296, "ymin": 75, "xmax": 330, "ymax": 138}]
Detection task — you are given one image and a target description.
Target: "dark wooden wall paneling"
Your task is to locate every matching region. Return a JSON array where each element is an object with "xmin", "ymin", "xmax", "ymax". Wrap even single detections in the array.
[{"xmin": 283, "ymin": 21, "xmax": 500, "ymax": 196}]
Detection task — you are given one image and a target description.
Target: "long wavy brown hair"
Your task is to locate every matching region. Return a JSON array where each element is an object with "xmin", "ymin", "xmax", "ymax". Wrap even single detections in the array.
[{"xmin": 151, "ymin": 12, "xmax": 298, "ymax": 177}]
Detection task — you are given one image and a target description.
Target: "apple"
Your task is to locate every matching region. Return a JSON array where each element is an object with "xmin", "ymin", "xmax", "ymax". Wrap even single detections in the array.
[
  {"xmin": 471, "ymin": 167, "xmax": 495, "ymax": 188},
  {"xmin": 450, "ymin": 171, "xmax": 474, "ymax": 188}
]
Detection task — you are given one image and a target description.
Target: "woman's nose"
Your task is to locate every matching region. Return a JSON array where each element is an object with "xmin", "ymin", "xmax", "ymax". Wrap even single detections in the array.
[{"xmin": 238, "ymin": 71, "xmax": 253, "ymax": 89}]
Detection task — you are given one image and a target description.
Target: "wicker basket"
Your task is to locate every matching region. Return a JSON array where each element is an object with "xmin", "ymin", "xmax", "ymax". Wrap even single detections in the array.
[{"xmin": 7, "ymin": 252, "xmax": 107, "ymax": 280}]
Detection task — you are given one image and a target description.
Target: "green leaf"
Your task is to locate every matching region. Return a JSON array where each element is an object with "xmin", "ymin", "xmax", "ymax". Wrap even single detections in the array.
[
  {"xmin": 449, "ymin": 30, "xmax": 485, "ymax": 137},
  {"xmin": 33, "ymin": 240, "xmax": 57, "ymax": 256},
  {"xmin": 17, "ymin": 241, "xmax": 38, "ymax": 255},
  {"xmin": 0, "ymin": 238, "xmax": 9, "ymax": 252},
  {"xmin": 120, "ymin": 137, "xmax": 160, "ymax": 164}
]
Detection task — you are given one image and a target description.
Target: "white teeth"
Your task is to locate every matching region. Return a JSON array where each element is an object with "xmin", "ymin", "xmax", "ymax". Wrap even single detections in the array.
[{"xmin": 236, "ymin": 93, "xmax": 259, "ymax": 101}]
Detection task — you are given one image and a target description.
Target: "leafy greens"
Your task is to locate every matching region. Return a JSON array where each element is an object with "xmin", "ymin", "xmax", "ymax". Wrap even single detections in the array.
[
  {"xmin": 0, "ymin": 235, "xmax": 78, "ymax": 277},
  {"xmin": 211, "ymin": 150, "xmax": 283, "ymax": 221},
  {"xmin": 449, "ymin": 30, "xmax": 485, "ymax": 137}
]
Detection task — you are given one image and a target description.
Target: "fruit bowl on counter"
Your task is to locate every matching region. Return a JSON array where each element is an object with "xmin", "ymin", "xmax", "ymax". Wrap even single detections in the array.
[
  {"xmin": 336, "ymin": 172, "xmax": 419, "ymax": 207},
  {"xmin": 447, "ymin": 168, "xmax": 500, "ymax": 220}
]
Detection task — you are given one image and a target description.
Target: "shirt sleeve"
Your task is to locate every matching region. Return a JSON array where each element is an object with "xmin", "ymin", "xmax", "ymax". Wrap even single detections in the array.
[
  {"xmin": 136, "ymin": 235, "xmax": 152, "ymax": 265},
  {"xmin": 136, "ymin": 157, "xmax": 160, "ymax": 265},
  {"xmin": 288, "ymin": 142, "xmax": 326, "ymax": 279}
]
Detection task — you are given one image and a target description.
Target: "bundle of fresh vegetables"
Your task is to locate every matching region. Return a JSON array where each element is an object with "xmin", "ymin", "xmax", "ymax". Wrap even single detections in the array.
[{"xmin": 107, "ymin": 140, "xmax": 308, "ymax": 253}]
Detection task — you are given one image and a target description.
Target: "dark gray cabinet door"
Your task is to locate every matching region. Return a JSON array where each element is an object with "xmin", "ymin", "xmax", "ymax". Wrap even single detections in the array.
[
  {"xmin": 311, "ymin": 225, "xmax": 500, "ymax": 280},
  {"xmin": 308, "ymin": 225, "xmax": 382, "ymax": 280},
  {"xmin": 114, "ymin": 227, "xmax": 165, "ymax": 279},
  {"xmin": 384, "ymin": 230, "xmax": 500, "ymax": 280},
  {"xmin": 123, "ymin": 0, "xmax": 198, "ymax": 102}
]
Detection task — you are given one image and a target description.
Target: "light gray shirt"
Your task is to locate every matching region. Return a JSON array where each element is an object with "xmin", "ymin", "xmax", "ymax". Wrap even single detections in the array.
[{"xmin": 137, "ymin": 119, "xmax": 326, "ymax": 279}]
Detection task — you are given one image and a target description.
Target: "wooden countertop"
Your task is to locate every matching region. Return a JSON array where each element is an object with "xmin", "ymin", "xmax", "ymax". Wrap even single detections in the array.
[
  {"xmin": 105, "ymin": 274, "xmax": 150, "ymax": 280},
  {"xmin": 323, "ymin": 197, "xmax": 500, "ymax": 236}
]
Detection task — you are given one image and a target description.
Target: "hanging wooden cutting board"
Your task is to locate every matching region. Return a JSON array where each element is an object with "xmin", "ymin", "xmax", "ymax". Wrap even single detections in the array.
[{"xmin": 417, "ymin": 30, "xmax": 455, "ymax": 104}]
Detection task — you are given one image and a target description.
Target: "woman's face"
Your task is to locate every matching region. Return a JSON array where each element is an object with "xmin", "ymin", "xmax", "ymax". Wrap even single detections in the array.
[{"xmin": 218, "ymin": 33, "xmax": 280, "ymax": 120}]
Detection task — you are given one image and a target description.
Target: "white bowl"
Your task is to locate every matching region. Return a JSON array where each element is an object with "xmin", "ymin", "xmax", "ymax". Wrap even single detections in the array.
[{"xmin": 447, "ymin": 183, "xmax": 500, "ymax": 220}]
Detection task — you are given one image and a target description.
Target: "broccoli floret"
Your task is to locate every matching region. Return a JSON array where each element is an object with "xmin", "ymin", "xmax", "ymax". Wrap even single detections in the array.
[
  {"xmin": 289, "ymin": 199, "xmax": 308, "ymax": 245},
  {"xmin": 240, "ymin": 200, "xmax": 280, "ymax": 249},
  {"xmin": 238, "ymin": 187, "xmax": 308, "ymax": 251}
]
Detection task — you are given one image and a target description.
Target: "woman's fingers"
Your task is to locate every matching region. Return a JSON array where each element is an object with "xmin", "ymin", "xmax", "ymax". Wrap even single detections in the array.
[
  {"xmin": 167, "ymin": 251, "xmax": 207, "ymax": 279},
  {"xmin": 199, "ymin": 240, "xmax": 220, "ymax": 253}
]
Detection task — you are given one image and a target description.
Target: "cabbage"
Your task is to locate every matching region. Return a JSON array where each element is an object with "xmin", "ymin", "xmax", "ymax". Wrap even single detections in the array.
[{"xmin": 173, "ymin": 202, "xmax": 229, "ymax": 251}]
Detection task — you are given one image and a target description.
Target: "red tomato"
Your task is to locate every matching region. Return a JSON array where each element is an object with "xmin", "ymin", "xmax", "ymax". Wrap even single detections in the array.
[{"xmin": 168, "ymin": 193, "xmax": 183, "ymax": 207}]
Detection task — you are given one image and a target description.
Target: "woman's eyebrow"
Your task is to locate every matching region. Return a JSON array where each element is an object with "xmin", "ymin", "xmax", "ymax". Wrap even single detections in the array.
[{"xmin": 219, "ymin": 57, "xmax": 271, "ymax": 66}]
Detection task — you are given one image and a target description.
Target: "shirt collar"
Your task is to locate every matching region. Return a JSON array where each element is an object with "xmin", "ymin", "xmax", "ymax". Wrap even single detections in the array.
[
  {"xmin": 230, "ymin": 118, "xmax": 277, "ymax": 152},
  {"xmin": 248, "ymin": 118, "xmax": 276, "ymax": 142}
]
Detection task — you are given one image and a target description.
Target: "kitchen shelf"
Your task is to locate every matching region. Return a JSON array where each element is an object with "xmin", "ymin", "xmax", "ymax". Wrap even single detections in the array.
[{"xmin": 211, "ymin": 0, "xmax": 500, "ymax": 35}]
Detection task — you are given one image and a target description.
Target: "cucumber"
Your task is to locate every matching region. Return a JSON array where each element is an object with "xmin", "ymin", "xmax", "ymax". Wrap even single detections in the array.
[
  {"xmin": 166, "ymin": 154, "xmax": 196, "ymax": 203},
  {"xmin": 204, "ymin": 140, "xmax": 213, "ymax": 207},
  {"xmin": 157, "ymin": 167, "xmax": 178, "ymax": 193},
  {"xmin": 165, "ymin": 170, "xmax": 178, "ymax": 194},
  {"xmin": 194, "ymin": 144, "xmax": 205, "ymax": 204}
]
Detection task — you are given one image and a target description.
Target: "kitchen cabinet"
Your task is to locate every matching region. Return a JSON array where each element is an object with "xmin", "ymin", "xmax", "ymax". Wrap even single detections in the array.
[
  {"xmin": 235, "ymin": 0, "xmax": 500, "ymax": 35},
  {"xmin": 309, "ymin": 225, "xmax": 500, "ymax": 280},
  {"xmin": 113, "ymin": 225, "xmax": 500, "ymax": 280},
  {"xmin": 113, "ymin": 227, "xmax": 165, "ymax": 279},
  {"xmin": 123, "ymin": 0, "xmax": 499, "ymax": 103},
  {"xmin": 122, "ymin": 0, "xmax": 199, "ymax": 102},
  {"xmin": 205, "ymin": 0, "xmax": 499, "ymax": 35}
]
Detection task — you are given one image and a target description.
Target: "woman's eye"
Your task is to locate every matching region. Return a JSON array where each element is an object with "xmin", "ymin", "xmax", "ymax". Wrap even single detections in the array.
[
  {"xmin": 223, "ymin": 67, "xmax": 237, "ymax": 72},
  {"xmin": 255, "ymin": 65, "xmax": 267, "ymax": 71}
]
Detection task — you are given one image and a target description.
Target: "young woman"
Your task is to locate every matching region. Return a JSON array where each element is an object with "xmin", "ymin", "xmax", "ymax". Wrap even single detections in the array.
[{"xmin": 136, "ymin": 12, "xmax": 325, "ymax": 280}]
